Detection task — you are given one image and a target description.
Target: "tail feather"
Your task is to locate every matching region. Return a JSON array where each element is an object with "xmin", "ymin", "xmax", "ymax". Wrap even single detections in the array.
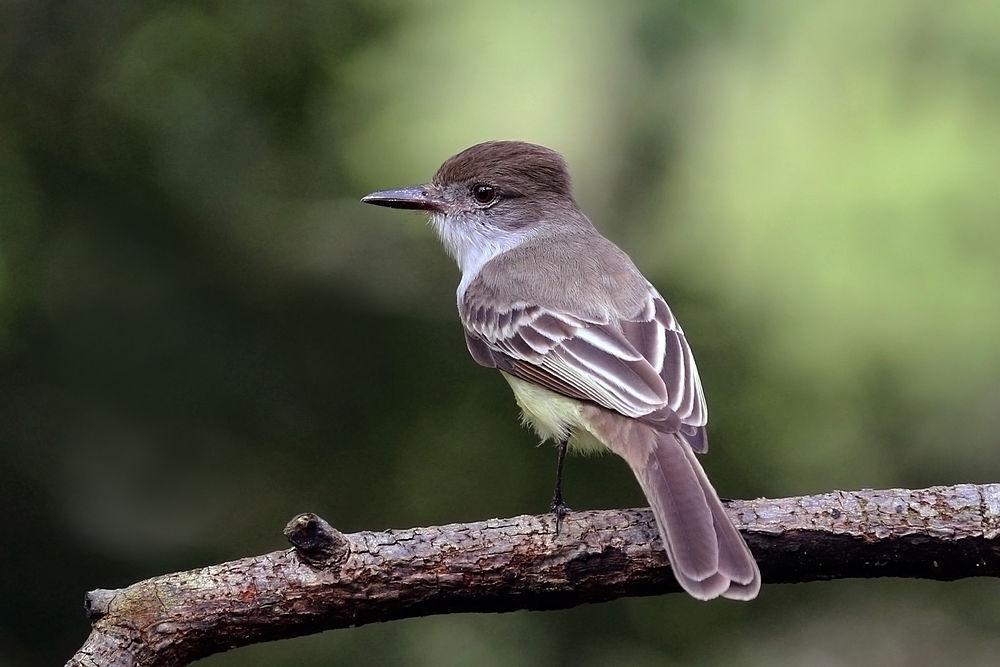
[
  {"xmin": 644, "ymin": 437, "xmax": 718, "ymax": 581},
  {"xmin": 640, "ymin": 434, "xmax": 759, "ymax": 600},
  {"xmin": 678, "ymin": 442, "xmax": 760, "ymax": 597},
  {"xmin": 586, "ymin": 406, "xmax": 760, "ymax": 601}
]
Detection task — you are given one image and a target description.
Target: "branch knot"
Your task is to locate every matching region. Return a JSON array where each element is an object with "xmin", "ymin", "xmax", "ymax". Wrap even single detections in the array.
[
  {"xmin": 284, "ymin": 513, "xmax": 349, "ymax": 567},
  {"xmin": 83, "ymin": 589, "xmax": 117, "ymax": 621}
]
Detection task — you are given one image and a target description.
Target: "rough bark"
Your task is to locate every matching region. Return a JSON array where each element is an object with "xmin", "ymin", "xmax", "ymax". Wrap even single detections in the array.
[{"xmin": 67, "ymin": 483, "xmax": 1000, "ymax": 666}]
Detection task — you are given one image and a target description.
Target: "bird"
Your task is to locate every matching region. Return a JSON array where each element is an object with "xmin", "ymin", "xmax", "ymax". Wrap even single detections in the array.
[{"xmin": 361, "ymin": 140, "xmax": 760, "ymax": 600}]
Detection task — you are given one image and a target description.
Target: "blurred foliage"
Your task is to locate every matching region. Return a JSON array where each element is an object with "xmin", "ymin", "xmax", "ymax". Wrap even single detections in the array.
[{"xmin": 1, "ymin": 1, "xmax": 999, "ymax": 665}]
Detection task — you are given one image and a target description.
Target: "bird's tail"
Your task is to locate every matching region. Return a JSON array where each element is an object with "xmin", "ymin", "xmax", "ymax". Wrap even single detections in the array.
[{"xmin": 584, "ymin": 408, "xmax": 760, "ymax": 600}]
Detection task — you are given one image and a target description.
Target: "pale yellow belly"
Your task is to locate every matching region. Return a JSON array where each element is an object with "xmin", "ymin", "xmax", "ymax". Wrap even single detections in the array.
[{"xmin": 500, "ymin": 372, "xmax": 608, "ymax": 455}]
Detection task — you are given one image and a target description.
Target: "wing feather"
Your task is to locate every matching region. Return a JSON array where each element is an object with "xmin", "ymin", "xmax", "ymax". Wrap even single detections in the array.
[
  {"xmin": 461, "ymin": 287, "xmax": 708, "ymax": 436},
  {"xmin": 663, "ymin": 331, "xmax": 686, "ymax": 410}
]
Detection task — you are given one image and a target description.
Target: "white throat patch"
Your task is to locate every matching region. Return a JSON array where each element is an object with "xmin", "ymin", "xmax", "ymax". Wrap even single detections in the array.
[{"xmin": 430, "ymin": 213, "xmax": 537, "ymax": 300}]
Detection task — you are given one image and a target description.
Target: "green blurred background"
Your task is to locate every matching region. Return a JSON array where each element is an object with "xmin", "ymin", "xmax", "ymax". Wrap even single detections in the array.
[{"xmin": 2, "ymin": 1, "xmax": 999, "ymax": 664}]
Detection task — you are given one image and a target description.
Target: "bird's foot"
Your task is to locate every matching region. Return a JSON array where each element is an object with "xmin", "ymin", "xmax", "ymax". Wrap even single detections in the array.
[{"xmin": 549, "ymin": 494, "xmax": 572, "ymax": 536}]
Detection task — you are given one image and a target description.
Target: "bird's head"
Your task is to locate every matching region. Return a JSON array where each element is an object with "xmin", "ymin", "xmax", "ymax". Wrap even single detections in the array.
[{"xmin": 362, "ymin": 141, "xmax": 583, "ymax": 271}]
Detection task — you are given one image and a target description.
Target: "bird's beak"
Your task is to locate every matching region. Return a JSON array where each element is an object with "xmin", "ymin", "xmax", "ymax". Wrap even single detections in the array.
[{"xmin": 361, "ymin": 185, "xmax": 444, "ymax": 212}]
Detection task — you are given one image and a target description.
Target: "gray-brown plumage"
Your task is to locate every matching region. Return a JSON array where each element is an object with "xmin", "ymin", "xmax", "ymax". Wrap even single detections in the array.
[{"xmin": 362, "ymin": 140, "xmax": 760, "ymax": 600}]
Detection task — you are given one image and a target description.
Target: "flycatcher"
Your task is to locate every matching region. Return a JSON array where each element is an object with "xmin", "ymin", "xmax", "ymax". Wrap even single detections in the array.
[{"xmin": 362, "ymin": 141, "xmax": 760, "ymax": 601}]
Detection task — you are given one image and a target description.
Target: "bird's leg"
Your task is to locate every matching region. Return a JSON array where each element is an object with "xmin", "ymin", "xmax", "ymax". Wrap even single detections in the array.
[{"xmin": 549, "ymin": 439, "xmax": 572, "ymax": 534}]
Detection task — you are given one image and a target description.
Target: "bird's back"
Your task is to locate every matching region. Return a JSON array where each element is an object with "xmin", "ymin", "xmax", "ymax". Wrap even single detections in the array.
[{"xmin": 464, "ymin": 225, "xmax": 652, "ymax": 322}]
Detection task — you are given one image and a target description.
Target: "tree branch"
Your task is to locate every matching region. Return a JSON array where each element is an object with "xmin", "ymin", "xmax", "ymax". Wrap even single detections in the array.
[{"xmin": 67, "ymin": 483, "xmax": 1000, "ymax": 666}]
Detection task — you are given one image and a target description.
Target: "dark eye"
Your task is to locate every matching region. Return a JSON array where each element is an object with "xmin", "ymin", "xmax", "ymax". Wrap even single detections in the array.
[{"xmin": 471, "ymin": 183, "xmax": 497, "ymax": 204}]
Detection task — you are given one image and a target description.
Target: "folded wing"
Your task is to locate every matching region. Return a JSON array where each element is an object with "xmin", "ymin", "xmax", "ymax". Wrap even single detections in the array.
[{"xmin": 461, "ymin": 286, "xmax": 708, "ymax": 445}]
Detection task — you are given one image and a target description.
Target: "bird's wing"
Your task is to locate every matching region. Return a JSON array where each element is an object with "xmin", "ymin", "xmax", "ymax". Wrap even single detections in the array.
[{"xmin": 461, "ymin": 287, "xmax": 708, "ymax": 441}]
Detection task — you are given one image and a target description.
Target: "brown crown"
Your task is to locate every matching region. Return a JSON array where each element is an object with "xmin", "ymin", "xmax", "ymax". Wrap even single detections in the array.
[{"xmin": 434, "ymin": 141, "xmax": 572, "ymax": 198}]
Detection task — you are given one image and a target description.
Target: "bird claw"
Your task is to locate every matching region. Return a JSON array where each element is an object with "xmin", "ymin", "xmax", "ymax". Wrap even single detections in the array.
[{"xmin": 549, "ymin": 496, "xmax": 572, "ymax": 536}]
